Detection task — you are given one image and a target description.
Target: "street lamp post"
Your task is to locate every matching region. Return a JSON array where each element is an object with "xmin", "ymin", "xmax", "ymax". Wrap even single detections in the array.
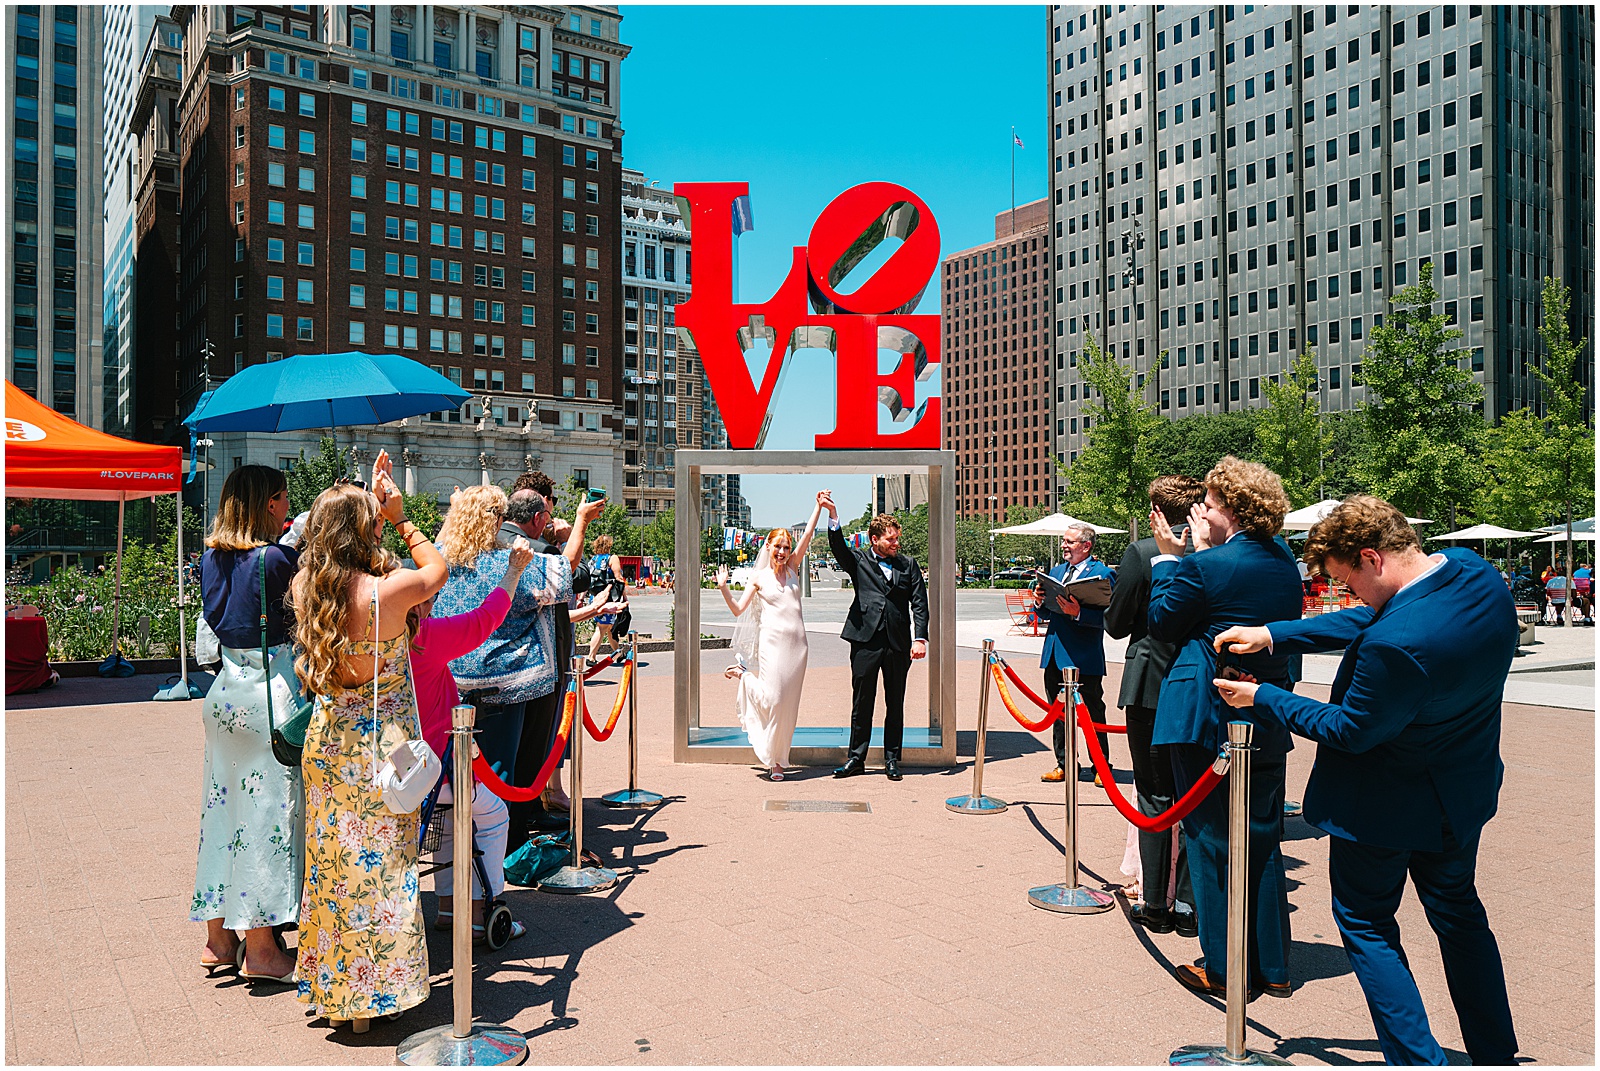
[
  {"xmin": 1121, "ymin": 215, "xmax": 1147, "ymax": 401},
  {"xmin": 987, "ymin": 494, "xmax": 998, "ymax": 588}
]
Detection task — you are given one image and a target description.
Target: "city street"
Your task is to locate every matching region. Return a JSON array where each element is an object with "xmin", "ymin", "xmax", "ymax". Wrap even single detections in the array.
[{"xmin": 5, "ymin": 589, "xmax": 1592, "ymax": 1065}]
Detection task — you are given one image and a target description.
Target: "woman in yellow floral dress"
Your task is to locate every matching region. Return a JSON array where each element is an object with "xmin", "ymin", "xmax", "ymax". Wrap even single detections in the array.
[{"xmin": 289, "ymin": 453, "xmax": 449, "ymax": 1032}]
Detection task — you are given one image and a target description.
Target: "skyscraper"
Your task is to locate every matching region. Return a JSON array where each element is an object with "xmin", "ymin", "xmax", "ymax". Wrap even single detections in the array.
[
  {"xmin": 102, "ymin": 5, "xmax": 161, "ymax": 438},
  {"xmin": 619, "ymin": 167, "xmax": 725, "ymax": 521},
  {"xmin": 1047, "ymin": 5, "xmax": 1594, "ymax": 471},
  {"xmin": 941, "ymin": 197, "xmax": 1054, "ymax": 519},
  {"xmin": 170, "ymin": 4, "xmax": 630, "ymax": 513},
  {"xmin": 6, "ymin": 5, "xmax": 106, "ymax": 427}
]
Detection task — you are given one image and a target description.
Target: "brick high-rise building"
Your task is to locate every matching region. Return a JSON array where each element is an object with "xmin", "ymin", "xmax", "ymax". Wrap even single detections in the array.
[
  {"xmin": 171, "ymin": 4, "xmax": 630, "ymax": 513},
  {"xmin": 1047, "ymin": 5, "xmax": 1595, "ymax": 474},
  {"xmin": 940, "ymin": 197, "xmax": 1054, "ymax": 520}
]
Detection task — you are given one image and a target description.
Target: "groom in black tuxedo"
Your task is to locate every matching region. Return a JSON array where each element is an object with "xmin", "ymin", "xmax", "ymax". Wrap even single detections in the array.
[{"xmin": 822, "ymin": 491, "xmax": 929, "ymax": 781}]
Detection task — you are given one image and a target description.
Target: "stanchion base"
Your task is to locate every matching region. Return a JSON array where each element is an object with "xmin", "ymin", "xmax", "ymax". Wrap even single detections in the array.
[
  {"xmin": 945, "ymin": 793, "xmax": 1008, "ymax": 814},
  {"xmin": 600, "ymin": 788, "xmax": 664, "ymax": 808},
  {"xmin": 396, "ymin": 1022, "xmax": 529, "ymax": 1065},
  {"xmin": 1283, "ymin": 799, "xmax": 1303, "ymax": 818},
  {"xmin": 534, "ymin": 864, "xmax": 618, "ymax": 894},
  {"xmin": 1169, "ymin": 1044, "xmax": 1292, "ymax": 1065},
  {"xmin": 1027, "ymin": 882, "xmax": 1115, "ymax": 914}
]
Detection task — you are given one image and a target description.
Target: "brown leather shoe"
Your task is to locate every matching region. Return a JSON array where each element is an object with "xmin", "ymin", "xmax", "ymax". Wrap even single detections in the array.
[
  {"xmin": 1040, "ymin": 766, "xmax": 1066, "ymax": 782},
  {"xmin": 1174, "ymin": 964, "xmax": 1263, "ymax": 1002},
  {"xmin": 1262, "ymin": 981, "xmax": 1292, "ymax": 999}
]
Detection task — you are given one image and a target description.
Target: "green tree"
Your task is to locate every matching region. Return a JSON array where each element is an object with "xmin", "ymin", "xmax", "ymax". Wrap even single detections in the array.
[
  {"xmin": 1319, "ymin": 410, "xmax": 1370, "ymax": 501},
  {"xmin": 380, "ymin": 491, "xmax": 443, "ymax": 562},
  {"xmin": 1057, "ymin": 332, "xmax": 1163, "ymax": 534},
  {"xmin": 1256, "ymin": 348, "xmax": 1334, "ymax": 507},
  {"xmin": 640, "ymin": 507, "xmax": 675, "ymax": 562},
  {"xmin": 285, "ymin": 438, "xmax": 352, "ymax": 515},
  {"xmin": 1147, "ymin": 410, "xmax": 1260, "ymax": 482},
  {"xmin": 1533, "ymin": 276, "xmax": 1595, "ymax": 594},
  {"xmin": 954, "ymin": 516, "xmax": 991, "ymax": 574},
  {"xmin": 1478, "ymin": 408, "xmax": 1551, "ymax": 530},
  {"xmin": 1353, "ymin": 261, "xmax": 1484, "ymax": 524}
]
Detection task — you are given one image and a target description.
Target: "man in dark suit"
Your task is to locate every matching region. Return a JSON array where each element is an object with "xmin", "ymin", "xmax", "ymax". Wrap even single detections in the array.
[
  {"xmin": 1105, "ymin": 475, "xmax": 1204, "ymax": 937},
  {"xmin": 1214, "ymin": 495, "xmax": 1519, "ymax": 1066},
  {"xmin": 822, "ymin": 493, "xmax": 929, "ymax": 781},
  {"xmin": 1147, "ymin": 456, "xmax": 1302, "ymax": 1001},
  {"xmin": 1031, "ymin": 523, "xmax": 1116, "ymax": 784}
]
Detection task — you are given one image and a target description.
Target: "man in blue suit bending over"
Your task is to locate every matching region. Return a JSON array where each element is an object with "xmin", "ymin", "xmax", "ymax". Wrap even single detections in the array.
[
  {"xmin": 1214, "ymin": 495, "xmax": 1519, "ymax": 1066},
  {"xmin": 1032, "ymin": 522, "xmax": 1115, "ymax": 783}
]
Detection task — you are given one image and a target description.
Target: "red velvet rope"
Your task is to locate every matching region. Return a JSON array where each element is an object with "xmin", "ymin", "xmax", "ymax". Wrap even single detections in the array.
[
  {"xmin": 473, "ymin": 686, "xmax": 576, "ymax": 802},
  {"xmin": 583, "ymin": 660, "xmax": 633, "ymax": 742},
  {"xmin": 996, "ymin": 656, "xmax": 1127, "ymax": 733},
  {"xmin": 990, "ymin": 660, "xmax": 1062, "ymax": 731},
  {"xmin": 1076, "ymin": 703, "xmax": 1228, "ymax": 831},
  {"xmin": 582, "ymin": 649, "xmax": 626, "ymax": 681}
]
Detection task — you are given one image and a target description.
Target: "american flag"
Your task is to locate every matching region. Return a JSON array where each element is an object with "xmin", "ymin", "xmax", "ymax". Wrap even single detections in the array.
[{"xmin": 1013, "ymin": 132, "xmax": 1025, "ymax": 149}]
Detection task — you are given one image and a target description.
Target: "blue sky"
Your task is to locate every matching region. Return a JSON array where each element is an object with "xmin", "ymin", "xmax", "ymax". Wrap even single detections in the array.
[{"xmin": 619, "ymin": 4, "xmax": 1048, "ymax": 528}]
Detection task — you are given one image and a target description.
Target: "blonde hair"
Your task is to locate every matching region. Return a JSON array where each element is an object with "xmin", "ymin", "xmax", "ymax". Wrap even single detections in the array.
[
  {"xmin": 1204, "ymin": 456, "xmax": 1291, "ymax": 538},
  {"xmin": 205, "ymin": 464, "xmax": 286, "ymax": 550},
  {"xmin": 289, "ymin": 484, "xmax": 401, "ymax": 696},
  {"xmin": 437, "ymin": 485, "xmax": 507, "ymax": 567},
  {"xmin": 592, "ymin": 534, "xmax": 614, "ymax": 555}
]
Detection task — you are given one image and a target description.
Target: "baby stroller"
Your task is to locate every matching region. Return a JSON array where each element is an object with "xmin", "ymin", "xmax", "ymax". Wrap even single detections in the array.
[{"xmin": 417, "ymin": 688, "xmax": 518, "ymax": 951}]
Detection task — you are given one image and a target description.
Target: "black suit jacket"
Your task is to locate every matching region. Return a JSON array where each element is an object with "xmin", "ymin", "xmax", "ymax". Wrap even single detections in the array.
[
  {"xmin": 828, "ymin": 524, "xmax": 929, "ymax": 652},
  {"xmin": 1104, "ymin": 533, "xmax": 1186, "ymax": 710}
]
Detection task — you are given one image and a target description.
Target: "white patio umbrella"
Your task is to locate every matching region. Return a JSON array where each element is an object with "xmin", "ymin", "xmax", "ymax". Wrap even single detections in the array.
[
  {"xmin": 989, "ymin": 512, "xmax": 1126, "ymax": 536},
  {"xmin": 1431, "ymin": 523, "xmax": 1544, "ymax": 565},
  {"xmin": 1534, "ymin": 530, "xmax": 1598, "ymax": 544},
  {"xmin": 1282, "ymin": 499, "xmax": 1433, "ymax": 531}
]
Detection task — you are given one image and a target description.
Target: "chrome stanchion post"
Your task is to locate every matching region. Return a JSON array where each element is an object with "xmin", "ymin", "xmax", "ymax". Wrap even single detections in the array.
[
  {"xmin": 535, "ymin": 657, "xmax": 618, "ymax": 893},
  {"xmin": 947, "ymin": 638, "xmax": 1007, "ymax": 814},
  {"xmin": 1170, "ymin": 720, "xmax": 1290, "ymax": 1066},
  {"xmin": 397, "ymin": 703, "xmax": 528, "ymax": 1065},
  {"xmin": 603, "ymin": 630, "xmax": 662, "ymax": 808},
  {"xmin": 1029, "ymin": 667, "xmax": 1114, "ymax": 913}
]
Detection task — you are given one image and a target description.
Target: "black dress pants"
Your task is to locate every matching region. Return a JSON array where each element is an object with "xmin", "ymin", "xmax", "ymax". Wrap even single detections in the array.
[
  {"xmin": 1125, "ymin": 704, "xmax": 1193, "ymax": 910},
  {"xmin": 847, "ymin": 638, "xmax": 910, "ymax": 763},
  {"xmin": 1044, "ymin": 666, "xmax": 1107, "ymax": 770},
  {"xmin": 507, "ymin": 684, "xmax": 565, "ymax": 851}
]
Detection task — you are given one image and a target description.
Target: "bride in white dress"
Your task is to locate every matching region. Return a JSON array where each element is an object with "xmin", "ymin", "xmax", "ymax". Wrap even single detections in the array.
[{"xmin": 716, "ymin": 493, "xmax": 826, "ymax": 781}]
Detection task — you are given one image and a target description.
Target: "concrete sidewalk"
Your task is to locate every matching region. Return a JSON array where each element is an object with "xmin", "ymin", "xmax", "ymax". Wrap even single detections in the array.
[{"xmin": 5, "ymin": 651, "xmax": 1593, "ymax": 1065}]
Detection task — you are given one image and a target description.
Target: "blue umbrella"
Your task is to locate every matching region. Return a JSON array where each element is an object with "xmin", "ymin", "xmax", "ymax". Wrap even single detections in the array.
[{"xmin": 183, "ymin": 352, "xmax": 471, "ymax": 432}]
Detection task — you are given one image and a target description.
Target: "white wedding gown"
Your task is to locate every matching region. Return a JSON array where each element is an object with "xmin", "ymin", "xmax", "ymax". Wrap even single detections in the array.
[{"xmin": 735, "ymin": 566, "xmax": 809, "ymax": 768}]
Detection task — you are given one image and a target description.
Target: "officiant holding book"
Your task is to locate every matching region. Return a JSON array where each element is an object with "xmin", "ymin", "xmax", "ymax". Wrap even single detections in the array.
[{"xmin": 1033, "ymin": 522, "xmax": 1116, "ymax": 783}]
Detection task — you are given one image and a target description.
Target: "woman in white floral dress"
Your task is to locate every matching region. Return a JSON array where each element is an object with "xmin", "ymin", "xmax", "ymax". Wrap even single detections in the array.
[
  {"xmin": 290, "ymin": 453, "xmax": 449, "ymax": 1032},
  {"xmin": 192, "ymin": 464, "xmax": 302, "ymax": 982}
]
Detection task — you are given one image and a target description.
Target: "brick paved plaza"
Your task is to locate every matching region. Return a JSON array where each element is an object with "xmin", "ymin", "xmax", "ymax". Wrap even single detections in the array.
[{"xmin": 5, "ymin": 613, "xmax": 1594, "ymax": 1065}]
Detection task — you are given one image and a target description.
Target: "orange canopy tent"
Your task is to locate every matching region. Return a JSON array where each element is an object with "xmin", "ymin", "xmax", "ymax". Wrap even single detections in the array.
[{"xmin": 5, "ymin": 381, "xmax": 199, "ymax": 696}]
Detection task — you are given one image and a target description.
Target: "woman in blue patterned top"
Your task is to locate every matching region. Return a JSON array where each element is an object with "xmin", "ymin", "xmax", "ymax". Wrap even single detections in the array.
[{"xmin": 431, "ymin": 485, "xmax": 573, "ymax": 785}]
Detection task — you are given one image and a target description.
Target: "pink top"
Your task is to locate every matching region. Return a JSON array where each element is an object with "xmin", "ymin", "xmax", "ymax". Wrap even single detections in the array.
[{"xmin": 410, "ymin": 586, "xmax": 512, "ymax": 760}]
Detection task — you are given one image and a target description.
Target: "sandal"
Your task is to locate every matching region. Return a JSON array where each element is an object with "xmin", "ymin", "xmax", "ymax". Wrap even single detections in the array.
[{"xmin": 769, "ymin": 767, "xmax": 784, "ymax": 781}]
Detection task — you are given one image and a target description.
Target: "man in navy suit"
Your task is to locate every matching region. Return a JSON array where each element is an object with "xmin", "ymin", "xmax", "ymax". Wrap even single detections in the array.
[
  {"xmin": 1214, "ymin": 495, "xmax": 1519, "ymax": 1066},
  {"xmin": 1147, "ymin": 456, "xmax": 1303, "ymax": 1001},
  {"xmin": 1032, "ymin": 522, "xmax": 1115, "ymax": 783}
]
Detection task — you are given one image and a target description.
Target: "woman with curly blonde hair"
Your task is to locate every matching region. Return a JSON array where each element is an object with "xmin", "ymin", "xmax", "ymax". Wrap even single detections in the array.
[
  {"xmin": 429, "ymin": 485, "xmax": 578, "ymax": 818},
  {"xmin": 1144, "ymin": 454, "xmax": 1302, "ymax": 1003},
  {"xmin": 289, "ymin": 451, "xmax": 449, "ymax": 1033}
]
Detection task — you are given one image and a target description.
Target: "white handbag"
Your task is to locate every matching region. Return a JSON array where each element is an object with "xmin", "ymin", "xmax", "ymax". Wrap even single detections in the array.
[{"xmin": 366, "ymin": 577, "xmax": 441, "ymax": 815}]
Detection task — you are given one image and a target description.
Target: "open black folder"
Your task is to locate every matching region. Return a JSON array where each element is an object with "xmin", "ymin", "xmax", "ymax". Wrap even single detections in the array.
[{"xmin": 1031, "ymin": 568, "xmax": 1113, "ymax": 609}]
